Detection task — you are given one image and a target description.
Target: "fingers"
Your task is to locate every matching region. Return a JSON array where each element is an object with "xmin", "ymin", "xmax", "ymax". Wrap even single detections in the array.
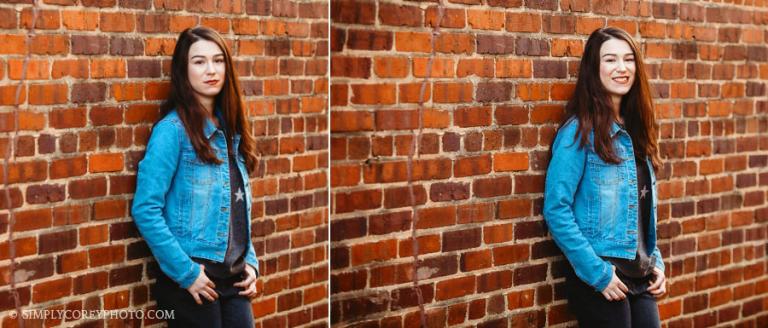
[
  {"xmin": 611, "ymin": 287, "xmax": 626, "ymax": 300},
  {"xmin": 191, "ymin": 292, "xmax": 202, "ymax": 305},
  {"xmin": 234, "ymin": 273, "xmax": 255, "ymax": 288},
  {"xmin": 201, "ymin": 286, "xmax": 218, "ymax": 301},
  {"xmin": 648, "ymin": 277, "xmax": 666, "ymax": 297},
  {"xmin": 239, "ymin": 283, "xmax": 256, "ymax": 297},
  {"xmin": 647, "ymin": 270, "xmax": 665, "ymax": 289},
  {"xmin": 647, "ymin": 276, "xmax": 662, "ymax": 290},
  {"xmin": 649, "ymin": 287, "xmax": 665, "ymax": 296},
  {"xmin": 602, "ymin": 286, "xmax": 626, "ymax": 301},
  {"xmin": 618, "ymin": 280, "xmax": 629, "ymax": 293}
]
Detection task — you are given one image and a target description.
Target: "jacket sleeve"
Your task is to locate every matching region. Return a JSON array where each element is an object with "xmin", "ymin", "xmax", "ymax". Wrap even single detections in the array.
[
  {"xmin": 543, "ymin": 120, "xmax": 614, "ymax": 291},
  {"xmin": 652, "ymin": 246, "xmax": 665, "ymax": 272},
  {"xmin": 131, "ymin": 120, "xmax": 201, "ymax": 289},
  {"xmin": 245, "ymin": 235, "xmax": 259, "ymax": 277}
]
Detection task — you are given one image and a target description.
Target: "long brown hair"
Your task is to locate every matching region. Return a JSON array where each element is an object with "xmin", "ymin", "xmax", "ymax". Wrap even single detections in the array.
[
  {"xmin": 159, "ymin": 26, "xmax": 258, "ymax": 174},
  {"xmin": 565, "ymin": 27, "xmax": 661, "ymax": 171}
]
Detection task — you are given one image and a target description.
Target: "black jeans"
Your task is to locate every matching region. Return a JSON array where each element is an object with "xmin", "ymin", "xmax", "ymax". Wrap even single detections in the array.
[
  {"xmin": 152, "ymin": 270, "xmax": 254, "ymax": 328},
  {"xmin": 565, "ymin": 267, "xmax": 661, "ymax": 328}
]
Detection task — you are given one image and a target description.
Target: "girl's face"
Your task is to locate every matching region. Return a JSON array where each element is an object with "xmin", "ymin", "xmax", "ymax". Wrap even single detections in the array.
[
  {"xmin": 187, "ymin": 40, "xmax": 226, "ymax": 104},
  {"xmin": 599, "ymin": 38, "xmax": 636, "ymax": 99}
]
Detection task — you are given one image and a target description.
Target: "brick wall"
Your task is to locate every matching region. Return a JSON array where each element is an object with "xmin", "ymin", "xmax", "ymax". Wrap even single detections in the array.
[
  {"xmin": 330, "ymin": 0, "xmax": 768, "ymax": 327},
  {"xmin": 0, "ymin": 0, "xmax": 328, "ymax": 327}
]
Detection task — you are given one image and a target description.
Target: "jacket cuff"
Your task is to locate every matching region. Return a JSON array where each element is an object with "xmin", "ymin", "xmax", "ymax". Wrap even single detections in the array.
[
  {"xmin": 176, "ymin": 263, "xmax": 201, "ymax": 289},
  {"xmin": 654, "ymin": 256, "xmax": 665, "ymax": 272},
  {"xmin": 593, "ymin": 262, "xmax": 613, "ymax": 292}
]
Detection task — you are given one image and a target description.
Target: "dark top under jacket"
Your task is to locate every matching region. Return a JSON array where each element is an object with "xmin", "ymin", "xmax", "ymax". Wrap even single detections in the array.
[
  {"xmin": 193, "ymin": 135, "xmax": 249, "ymax": 279},
  {"xmin": 604, "ymin": 155, "xmax": 655, "ymax": 278}
]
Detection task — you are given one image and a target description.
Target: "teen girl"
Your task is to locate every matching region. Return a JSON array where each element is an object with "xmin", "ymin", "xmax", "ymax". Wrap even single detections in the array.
[
  {"xmin": 131, "ymin": 26, "xmax": 259, "ymax": 327},
  {"xmin": 543, "ymin": 27, "xmax": 667, "ymax": 327}
]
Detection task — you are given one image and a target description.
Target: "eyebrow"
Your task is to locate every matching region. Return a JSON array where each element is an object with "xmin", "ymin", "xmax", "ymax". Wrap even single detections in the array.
[
  {"xmin": 602, "ymin": 53, "xmax": 635, "ymax": 58},
  {"xmin": 190, "ymin": 53, "xmax": 225, "ymax": 59}
]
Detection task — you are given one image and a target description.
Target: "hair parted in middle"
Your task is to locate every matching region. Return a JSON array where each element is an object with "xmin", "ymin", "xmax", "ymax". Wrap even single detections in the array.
[
  {"xmin": 565, "ymin": 27, "xmax": 661, "ymax": 171},
  {"xmin": 159, "ymin": 26, "xmax": 259, "ymax": 175}
]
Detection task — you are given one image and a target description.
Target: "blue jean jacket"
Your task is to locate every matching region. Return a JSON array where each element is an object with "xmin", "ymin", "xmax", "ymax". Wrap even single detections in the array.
[
  {"xmin": 543, "ymin": 117, "xmax": 664, "ymax": 291},
  {"xmin": 131, "ymin": 110, "xmax": 258, "ymax": 288}
]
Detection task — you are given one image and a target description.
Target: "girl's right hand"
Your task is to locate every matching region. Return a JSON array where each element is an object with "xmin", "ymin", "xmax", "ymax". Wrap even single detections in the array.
[
  {"xmin": 600, "ymin": 266, "xmax": 629, "ymax": 301},
  {"xmin": 186, "ymin": 264, "xmax": 218, "ymax": 305}
]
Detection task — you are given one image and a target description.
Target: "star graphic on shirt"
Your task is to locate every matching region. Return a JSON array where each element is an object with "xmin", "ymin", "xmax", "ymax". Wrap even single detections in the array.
[
  {"xmin": 640, "ymin": 185, "xmax": 648, "ymax": 199},
  {"xmin": 235, "ymin": 188, "xmax": 244, "ymax": 202}
]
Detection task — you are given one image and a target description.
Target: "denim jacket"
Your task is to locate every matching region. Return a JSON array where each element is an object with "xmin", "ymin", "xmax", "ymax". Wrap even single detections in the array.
[
  {"xmin": 131, "ymin": 109, "xmax": 258, "ymax": 288},
  {"xmin": 543, "ymin": 117, "xmax": 664, "ymax": 291}
]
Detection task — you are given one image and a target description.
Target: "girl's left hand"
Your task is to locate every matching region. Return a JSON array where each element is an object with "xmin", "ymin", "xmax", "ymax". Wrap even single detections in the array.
[
  {"xmin": 647, "ymin": 266, "xmax": 666, "ymax": 297},
  {"xmin": 235, "ymin": 264, "xmax": 259, "ymax": 298}
]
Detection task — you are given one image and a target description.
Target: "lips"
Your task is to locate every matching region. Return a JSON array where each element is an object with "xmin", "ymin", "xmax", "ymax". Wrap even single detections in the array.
[
  {"xmin": 204, "ymin": 80, "xmax": 219, "ymax": 85},
  {"xmin": 612, "ymin": 76, "xmax": 630, "ymax": 84}
]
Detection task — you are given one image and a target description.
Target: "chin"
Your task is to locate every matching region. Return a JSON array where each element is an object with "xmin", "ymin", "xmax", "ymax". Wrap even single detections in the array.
[
  {"xmin": 608, "ymin": 86, "xmax": 631, "ymax": 96},
  {"xmin": 196, "ymin": 88, "xmax": 222, "ymax": 97}
]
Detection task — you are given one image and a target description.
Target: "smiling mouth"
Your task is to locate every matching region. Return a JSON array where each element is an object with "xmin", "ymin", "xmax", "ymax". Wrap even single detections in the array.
[{"xmin": 612, "ymin": 76, "xmax": 630, "ymax": 84}]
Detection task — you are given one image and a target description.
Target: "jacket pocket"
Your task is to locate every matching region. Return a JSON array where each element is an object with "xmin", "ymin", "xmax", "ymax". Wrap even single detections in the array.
[
  {"xmin": 182, "ymin": 151, "xmax": 215, "ymax": 186},
  {"xmin": 587, "ymin": 155, "xmax": 621, "ymax": 185}
]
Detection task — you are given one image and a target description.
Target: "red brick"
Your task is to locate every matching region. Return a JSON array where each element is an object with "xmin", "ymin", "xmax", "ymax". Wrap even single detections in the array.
[
  {"xmin": 435, "ymin": 33, "xmax": 474, "ymax": 54},
  {"xmin": 398, "ymin": 82, "xmax": 431, "ymax": 104},
  {"xmin": 395, "ymin": 31, "xmax": 432, "ymax": 53},
  {"xmin": 0, "ymin": 160, "xmax": 47, "ymax": 184},
  {"xmin": 100, "ymin": 12, "xmax": 135, "ymax": 32},
  {"xmin": 455, "ymin": 106, "xmax": 491, "ymax": 127},
  {"xmin": 8, "ymin": 59, "xmax": 50, "ymax": 80},
  {"xmin": 496, "ymin": 59, "xmax": 532, "ymax": 78},
  {"xmin": 460, "ymin": 249, "xmax": 492, "ymax": 271},
  {"xmin": 399, "ymin": 234, "xmax": 441, "ymax": 257},
  {"xmin": 32, "ymin": 277, "xmax": 71, "ymax": 303},
  {"xmin": 379, "ymin": 3, "xmax": 422, "ymax": 27},
  {"xmin": 350, "ymin": 84, "xmax": 396, "ymax": 105},
  {"xmin": 433, "ymin": 82, "xmax": 473, "ymax": 103},
  {"xmin": 335, "ymin": 189, "xmax": 382, "ymax": 214},
  {"xmin": 0, "ymin": 34, "xmax": 25, "ymax": 55},
  {"xmin": 374, "ymin": 57, "xmax": 409, "ymax": 78},
  {"xmin": 331, "ymin": 110, "xmax": 373, "ymax": 132},
  {"xmin": 455, "ymin": 154, "xmax": 491, "ymax": 177},
  {"xmin": 89, "ymin": 153, "xmax": 124, "ymax": 173},
  {"xmin": 0, "ymin": 237, "xmax": 37, "ymax": 260},
  {"xmin": 347, "ymin": 29, "xmax": 392, "ymax": 51},
  {"xmin": 473, "ymin": 176, "xmax": 512, "ymax": 198},
  {"xmin": 543, "ymin": 15, "xmax": 576, "ymax": 34},
  {"xmin": 413, "ymin": 57, "xmax": 454, "ymax": 78},
  {"xmin": 494, "ymin": 152, "xmax": 529, "ymax": 172},
  {"xmin": 52, "ymin": 59, "xmax": 89, "ymax": 78},
  {"xmin": 425, "ymin": 6, "xmax": 465, "ymax": 29},
  {"xmin": 91, "ymin": 59, "xmax": 126, "ymax": 78},
  {"xmin": 435, "ymin": 276, "xmax": 475, "ymax": 300},
  {"xmin": 21, "ymin": 8, "xmax": 60, "ymax": 30},
  {"xmin": 88, "ymin": 245, "xmax": 125, "ymax": 267},
  {"xmin": 350, "ymin": 239, "xmax": 396, "ymax": 265},
  {"xmin": 29, "ymin": 83, "xmax": 68, "ymax": 105}
]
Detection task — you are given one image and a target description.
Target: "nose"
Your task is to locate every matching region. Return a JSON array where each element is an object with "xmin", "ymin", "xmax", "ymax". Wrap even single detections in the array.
[
  {"xmin": 205, "ymin": 60, "xmax": 216, "ymax": 75},
  {"xmin": 616, "ymin": 59, "xmax": 627, "ymax": 72}
]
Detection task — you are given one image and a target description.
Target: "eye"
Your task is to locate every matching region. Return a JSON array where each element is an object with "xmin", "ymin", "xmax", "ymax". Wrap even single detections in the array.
[{"xmin": 215, "ymin": 58, "xmax": 225, "ymax": 63}]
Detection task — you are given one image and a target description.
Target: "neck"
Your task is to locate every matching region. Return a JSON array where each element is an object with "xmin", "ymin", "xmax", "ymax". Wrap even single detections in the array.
[
  {"xmin": 196, "ymin": 94, "xmax": 214, "ymax": 114},
  {"xmin": 611, "ymin": 95, "xmax": 622, "ymax": 123}
]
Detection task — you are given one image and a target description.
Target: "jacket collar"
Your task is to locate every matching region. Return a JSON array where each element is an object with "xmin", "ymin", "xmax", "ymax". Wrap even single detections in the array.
[
  {"xmin": 202, "ymin": 108, "xmax": 242, "ymax": 148},
  {"xmin": 610, "ymin": 120, "xmax": 623, "ymax": 137},
  {"xmin": 203, "ymin": 107, "xmax": 224, "ymax": 140}
]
